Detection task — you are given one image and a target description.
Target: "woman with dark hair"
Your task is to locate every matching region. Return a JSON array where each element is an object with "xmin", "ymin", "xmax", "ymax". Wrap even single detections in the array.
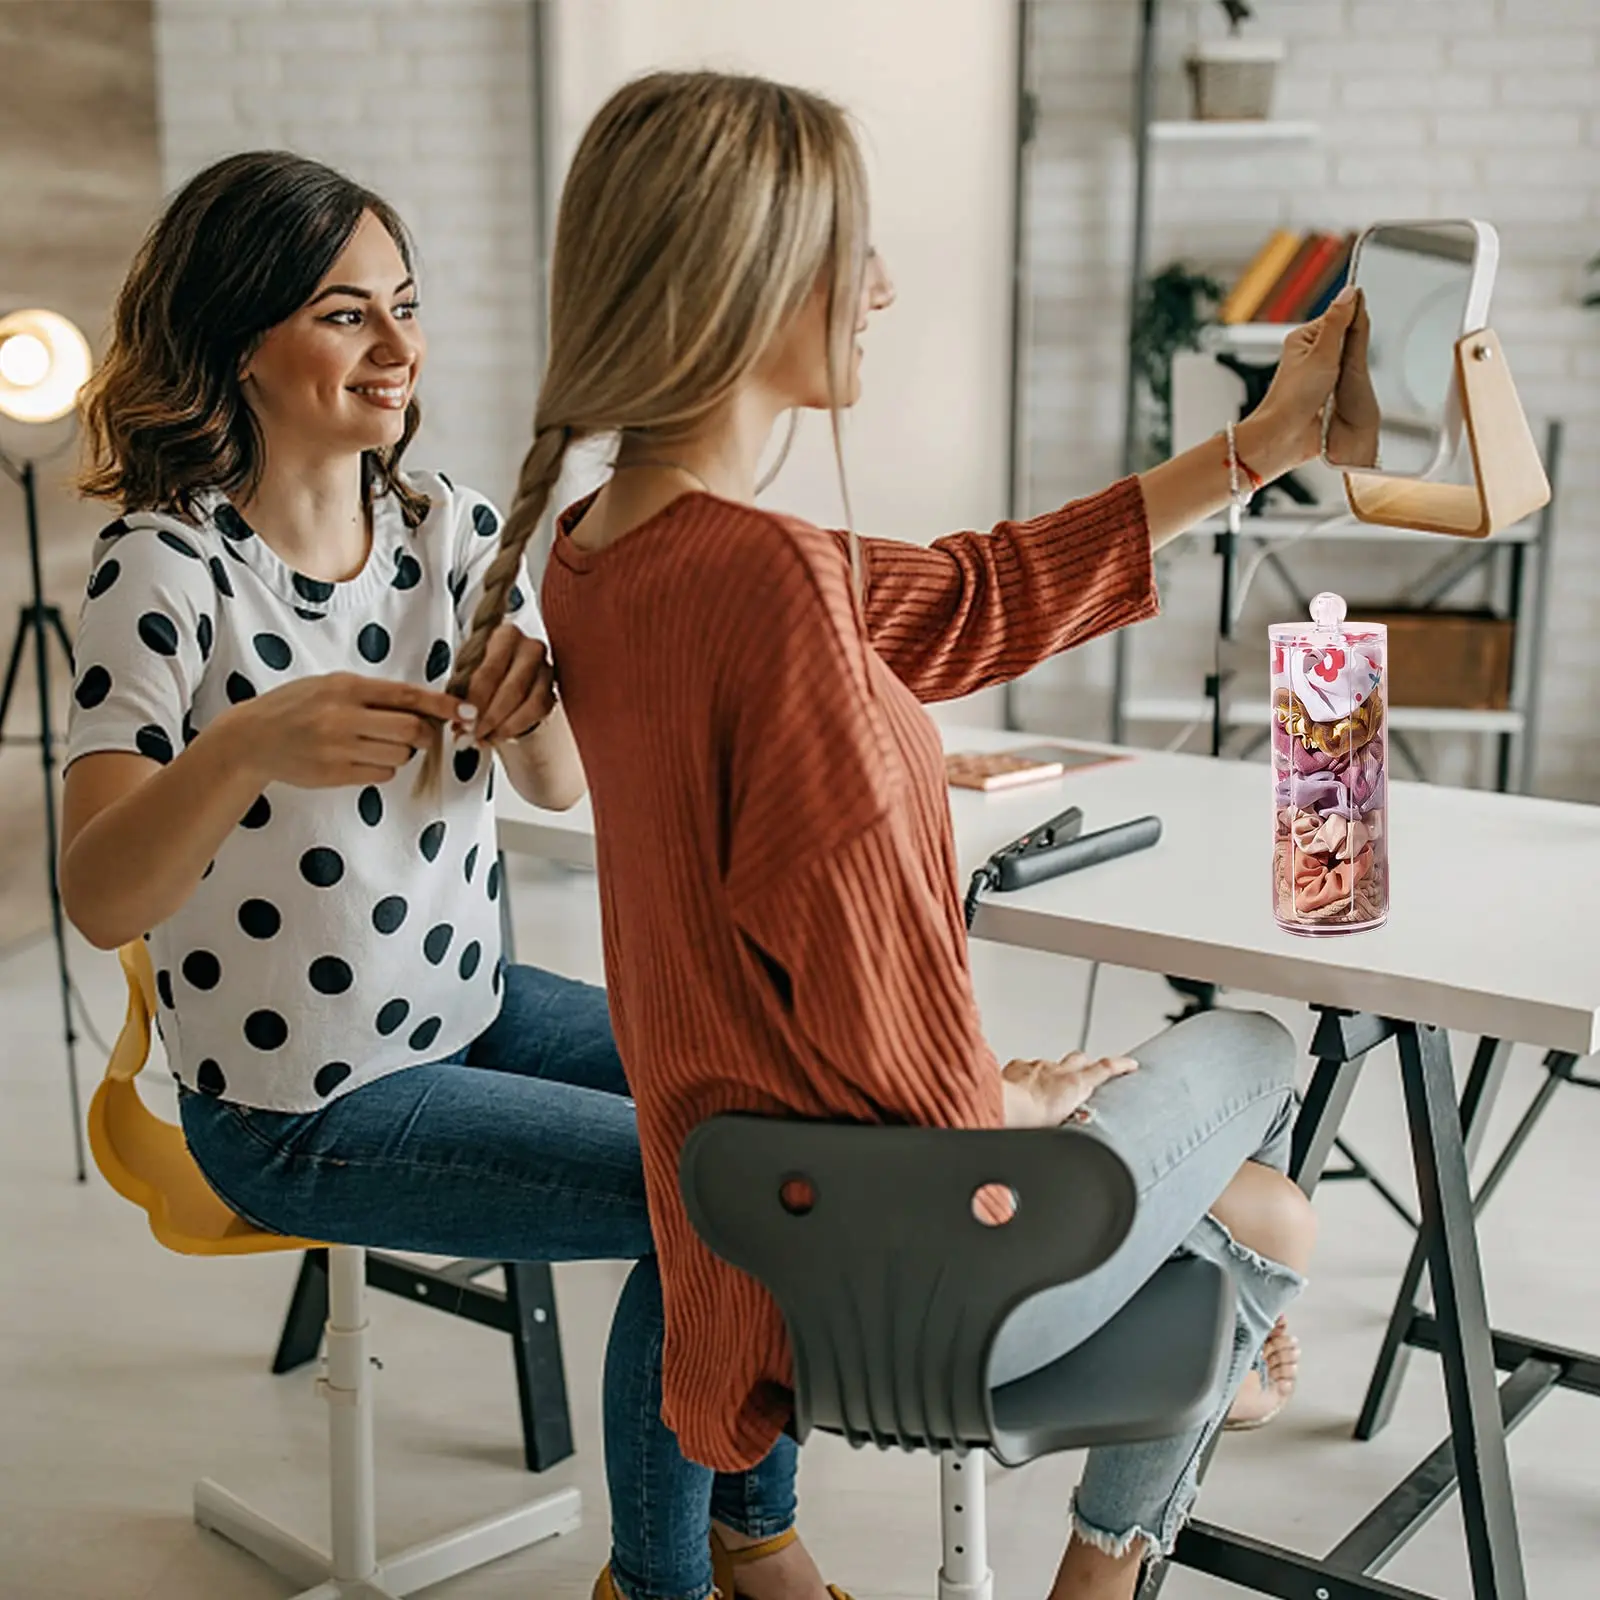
[{"xmin": 64, "ymin": 149, "xmax": 833, "ymax": 1600}]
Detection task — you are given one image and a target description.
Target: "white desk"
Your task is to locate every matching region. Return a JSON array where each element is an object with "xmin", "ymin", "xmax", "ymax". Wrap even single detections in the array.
[
  {"xmin": 499, "ymin": 726, "xmax": 1599, "ymax": 1059},
  {"xmin": 498, "ymin": 727, "xmax": 1600, "ymax": 1600}
]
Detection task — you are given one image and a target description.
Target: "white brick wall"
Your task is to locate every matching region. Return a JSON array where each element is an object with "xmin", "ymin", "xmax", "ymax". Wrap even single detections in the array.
[
  {"xmin": 1021, "ymin": 0, "xmax": 1600, "ymax": 800},
  {"xmin": 153, "ymin": 0, "xmax": 540, "ymax": 512}
]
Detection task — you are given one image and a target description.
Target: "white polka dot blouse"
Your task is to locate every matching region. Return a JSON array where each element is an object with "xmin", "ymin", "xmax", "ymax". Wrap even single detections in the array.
[{"xmin": 66, "ymin": 472, "xmax": 543, "ymax": 1112}]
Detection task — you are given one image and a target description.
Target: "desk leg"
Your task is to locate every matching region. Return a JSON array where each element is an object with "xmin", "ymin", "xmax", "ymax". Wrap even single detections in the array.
[
  {"xmin": 1356, "ymin": 1037, "xmax": 1512, "ymax": 1441},
  {"xmin": 1396, "ymin": 1023, "xmax": 1526, "ymax": 1600}
]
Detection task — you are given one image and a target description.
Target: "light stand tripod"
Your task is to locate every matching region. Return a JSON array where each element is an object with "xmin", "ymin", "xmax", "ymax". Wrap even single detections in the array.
[{"xmin": 0, "ymin": 443, "xmax": 86, "ymax": 1181}]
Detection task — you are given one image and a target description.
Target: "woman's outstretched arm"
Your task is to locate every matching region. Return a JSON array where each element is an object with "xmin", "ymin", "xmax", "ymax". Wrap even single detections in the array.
[{"xmin": 849, "ymin": 289, "xmax": 1364, "ymax": 703}]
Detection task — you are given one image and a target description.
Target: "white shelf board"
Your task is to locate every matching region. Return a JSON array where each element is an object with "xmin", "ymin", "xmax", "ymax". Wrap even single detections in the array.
[
  {"xmin": 1182, "ymin": 510, "xmax": 1540, "ymax": 545},
  {"xmin": 1123, "ymin": 696, "xmax": 1525, "ymax": 736},
  {"xmin": 1150, "ymin": 119, "xmax": 1319, "ymax": 144},
  {"xmin": 1199, "ymin": 322, "xmax": 1302, "ymax": 354}
]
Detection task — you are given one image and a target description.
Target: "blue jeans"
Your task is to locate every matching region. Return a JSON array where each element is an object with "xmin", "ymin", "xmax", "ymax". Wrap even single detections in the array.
[{"xmin": 179, "ymin": 962, "xmax": 795, "ymax": 1600}]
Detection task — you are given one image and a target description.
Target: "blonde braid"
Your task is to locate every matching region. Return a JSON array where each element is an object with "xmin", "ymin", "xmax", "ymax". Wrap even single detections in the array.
[{"xmin": 414, "ymin": 424, "xmax": 572, "ymax": 793}]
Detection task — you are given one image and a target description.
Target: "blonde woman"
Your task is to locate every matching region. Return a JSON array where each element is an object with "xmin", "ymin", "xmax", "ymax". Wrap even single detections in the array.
[{"xmin": 454, "ymin": 73, "xmax": 1373, "ymax": 1600}]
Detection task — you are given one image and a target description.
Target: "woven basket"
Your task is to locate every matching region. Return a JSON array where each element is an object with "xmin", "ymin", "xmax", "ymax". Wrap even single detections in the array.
[{"xmin": 1186, "ymin": 37, "xmax": 1283, "ymax": 120}]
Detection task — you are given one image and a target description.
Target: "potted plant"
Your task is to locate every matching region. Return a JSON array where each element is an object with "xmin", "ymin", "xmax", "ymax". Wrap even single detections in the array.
[
  {"xmin": 1131, "ymin": 261, "xmax": 1224, "ymax": 463},
  {"xmin": 1187, "ymin": 1, "xmax": 1285, "ymax": 121}
]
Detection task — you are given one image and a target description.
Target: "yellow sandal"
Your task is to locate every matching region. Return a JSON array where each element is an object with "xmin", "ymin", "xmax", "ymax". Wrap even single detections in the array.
[{"xmin": 711, "ymin": 1526, "xmax": 854, "ymax": 1600}]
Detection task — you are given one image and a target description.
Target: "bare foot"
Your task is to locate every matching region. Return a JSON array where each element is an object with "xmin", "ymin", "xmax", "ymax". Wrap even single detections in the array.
[
  {"xmin": 1225, "ymin": 1317, "xmax": 1300, "ymax": 1430},
  {"xmin": 712, "ymin": 1523, "xmax": 831, "ymax": 1600}
]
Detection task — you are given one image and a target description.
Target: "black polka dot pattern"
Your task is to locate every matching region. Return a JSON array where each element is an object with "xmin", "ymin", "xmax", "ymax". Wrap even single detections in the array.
[
  {"xmin": 239, "ymin": 898, "xmax": 281, "ymax": 938},
  {"xmin": 75, "ymin": 666, "xmax": 112, "ymax": 709},
  {"xmin": 314, "ymin": 1062, "xmax": 352, "ymax": 1097},
  {"xmin": 136, "ymin": 724, "xmax": 174, "ymax": 765},
  {"xmin": 300, "ymin": 847, "xmax": 345, "ymax": 887},
  {"xmin": 138, "ymin": 612, "xmax": 179, "ymax": 656},
  {"xmin": 98, "ymin": 517, "xmax": 130, "ymax": 543},
  {"xmin": 492, "ymin": 957, "xmax": 505, "ymax": 995},
  {"xmin": 182, "ymin": 950, "xmax": 221, "ymax": 990},
  {"xmin": 508, "ymin": 585, "xmax": 525, "ymax": 613},
  {"xmin": 309, "ymin": 955, "xmax": 353, "ymax": 995},
  {"xmin": 245, "ymin": 1009, "xmax": 289, "ymax": 1050},
  {"xmin": 73, "ymin": 484, "xmax": 533, "ymax": 1112},
  {"xmin": 375, "ymin": 998, "xmax": 410, "ymax": 1036},
  {"xmin": 358, "ymin": 623, "xmax": 391, "ymax": 663},
  {"xmin": 254, "ymin": 632, "xmax": 292, "ymax": 670},
  {"xmin": 214, "ymin": 503, "xmax": 254, "ymax": 541},
  {"xmin": 372, "ymin": 895, "xmax": 408, "ymax": 934},
  {"xmin": 158, "ymin": 530, "xmax": 202, "ymax": 561}
]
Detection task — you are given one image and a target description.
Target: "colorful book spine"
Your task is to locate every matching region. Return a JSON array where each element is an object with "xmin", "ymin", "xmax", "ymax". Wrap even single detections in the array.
[
  {"xmin": 1259, "ymin": 232, "xmax": 1339, "ymax": 322},
  {"xmin": 1299, "ymin": 234, "xmax": 1356, "ymax": 320},
  {"xmin": 1218, "ymin": 229, "xmax": 1303, "ymax": 325}
]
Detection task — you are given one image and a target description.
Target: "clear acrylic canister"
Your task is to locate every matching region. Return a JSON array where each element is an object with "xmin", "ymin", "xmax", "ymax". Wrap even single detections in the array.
[{"xmin": 1270, "ymin": 592, "xmax": 1388, "ymax": 935}]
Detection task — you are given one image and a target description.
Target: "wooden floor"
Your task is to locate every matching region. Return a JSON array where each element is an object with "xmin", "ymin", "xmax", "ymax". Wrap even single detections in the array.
[{"xmin": 3, "ymin": 857, "xmax": 1596, "ymax": 1599}]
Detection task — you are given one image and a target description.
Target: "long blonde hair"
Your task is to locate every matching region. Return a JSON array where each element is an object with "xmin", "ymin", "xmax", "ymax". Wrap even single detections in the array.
[{"xmin": 421, "ymin": 70, "xmax": 870, "ymax": 784}]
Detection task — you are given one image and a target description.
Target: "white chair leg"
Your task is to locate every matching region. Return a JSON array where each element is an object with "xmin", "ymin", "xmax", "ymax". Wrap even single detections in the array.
[
  {"xmin": 378, "ymin": 1486, "xmax": 582, "ymax": 1595},
  {"xmin": 193, "ymin": 1240, "xmax": 581, "ymax": 1598},
  {"xmin": 194, "ymin": 1476, "xmax": 331, "ymax": 1589},
  {"xmin": 325, "ymin": 1245, "xmax": 380, "ymax": 1584},
  {"xmin": 937, "ymin": 1452, "xmax": 993, "ymax": 1600}
]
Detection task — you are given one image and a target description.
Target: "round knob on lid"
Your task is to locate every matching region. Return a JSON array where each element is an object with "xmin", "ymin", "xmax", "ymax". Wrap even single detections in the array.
[{"xmin": 1309, "ymin": 591, "xmax": 1348, "ymax": 627}]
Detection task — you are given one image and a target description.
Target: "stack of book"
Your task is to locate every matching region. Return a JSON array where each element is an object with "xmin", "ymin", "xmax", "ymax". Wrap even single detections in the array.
[{"xmin": 1218, "ymin": 229, "xmax": 1354, "ymax": 325}]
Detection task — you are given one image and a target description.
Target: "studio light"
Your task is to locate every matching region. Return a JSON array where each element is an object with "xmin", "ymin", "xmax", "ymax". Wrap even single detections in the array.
[{"xmin": 0, "ymin": 305, "xmax": 94, "ymax": 1179}]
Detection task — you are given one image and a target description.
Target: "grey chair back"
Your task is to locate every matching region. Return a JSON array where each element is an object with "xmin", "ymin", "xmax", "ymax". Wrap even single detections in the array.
[{"xmin": 679, "ymin": 1116, "xmax": 1137, "ymax": 1454}]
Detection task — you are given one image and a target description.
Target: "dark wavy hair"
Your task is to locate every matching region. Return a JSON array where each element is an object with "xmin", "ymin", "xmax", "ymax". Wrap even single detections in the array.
[{"xmin": 79, "ymin": 150, "xmax": 429, "ymax": 525}]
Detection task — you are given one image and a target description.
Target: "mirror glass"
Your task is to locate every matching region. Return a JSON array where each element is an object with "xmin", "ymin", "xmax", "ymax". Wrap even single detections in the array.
[{"xmin": 1325, "ymin": 221, "xmax": 1480, "ymax": 478}]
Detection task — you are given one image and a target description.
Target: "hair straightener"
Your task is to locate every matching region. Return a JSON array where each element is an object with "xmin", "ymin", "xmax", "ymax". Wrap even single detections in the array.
[{"xmin": 962, "ymin": 805, "xmax": 1162, "ymax": 930}]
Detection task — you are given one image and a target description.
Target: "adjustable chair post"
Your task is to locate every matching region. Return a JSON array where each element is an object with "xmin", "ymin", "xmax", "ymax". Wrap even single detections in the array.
[
  {"xmin": 326, "ymin": 1245, "xmax": 379, "ymax": 1584},
  {"xmin": 938, "ymin": 1452, "xmax": 993, "ymax": 1600}
]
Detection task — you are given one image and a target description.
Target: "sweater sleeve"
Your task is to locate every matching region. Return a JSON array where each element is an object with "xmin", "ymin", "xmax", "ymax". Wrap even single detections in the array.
[
  {"xmin": 719, "ymin": 525, "xmax": 1002, "ymax": 1132},
  {"xmin": 837, "ymin": 476, "xmax": 1158, "ymax": 703}
]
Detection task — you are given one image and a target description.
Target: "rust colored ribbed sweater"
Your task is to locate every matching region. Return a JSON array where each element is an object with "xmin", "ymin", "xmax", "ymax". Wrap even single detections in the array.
[{"xmin": 542, "ymin": 479, "xmax": 1155, "ymax": 1471}]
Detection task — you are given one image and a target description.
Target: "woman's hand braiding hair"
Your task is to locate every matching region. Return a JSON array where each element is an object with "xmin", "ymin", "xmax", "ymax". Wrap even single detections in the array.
[{"xmin": 414, "ymin": 424, "xmax": 573, "ymax": 793}]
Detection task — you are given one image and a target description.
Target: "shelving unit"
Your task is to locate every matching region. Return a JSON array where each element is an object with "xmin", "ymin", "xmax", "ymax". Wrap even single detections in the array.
[
  {"xmin": 996, "ymin": 0, "xmax": 1559, "ymax": 793},
  {"xmin": 1123, "ymin": 418, "xmax": 1563, "ymax": 794},
  {"xmin": 1148, "ymin": 118, "xmax": 1317, "ymax": 144}
]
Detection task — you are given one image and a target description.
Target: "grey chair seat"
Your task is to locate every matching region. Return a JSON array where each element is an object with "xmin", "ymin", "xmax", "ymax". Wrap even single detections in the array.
[
  {"xmin": 682, "ymin": 1114, "xmax": 1239, "ymax": 1600},
  {"xmin": 988, "ymin": 1254, "xmax": 1232, "ymax": 1465}
]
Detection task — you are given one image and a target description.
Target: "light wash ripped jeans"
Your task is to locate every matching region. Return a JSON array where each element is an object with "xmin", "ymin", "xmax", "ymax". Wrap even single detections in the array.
[{"xmin": 988, "ymin": 1007, "xmax": 1304, "ymax": 1560}]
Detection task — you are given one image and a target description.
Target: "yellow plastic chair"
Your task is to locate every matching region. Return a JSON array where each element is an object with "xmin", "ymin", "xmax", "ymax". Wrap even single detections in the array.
[{"xmin": 88, "ymin": 942, "xmax": 581, "ymax": 1599}]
